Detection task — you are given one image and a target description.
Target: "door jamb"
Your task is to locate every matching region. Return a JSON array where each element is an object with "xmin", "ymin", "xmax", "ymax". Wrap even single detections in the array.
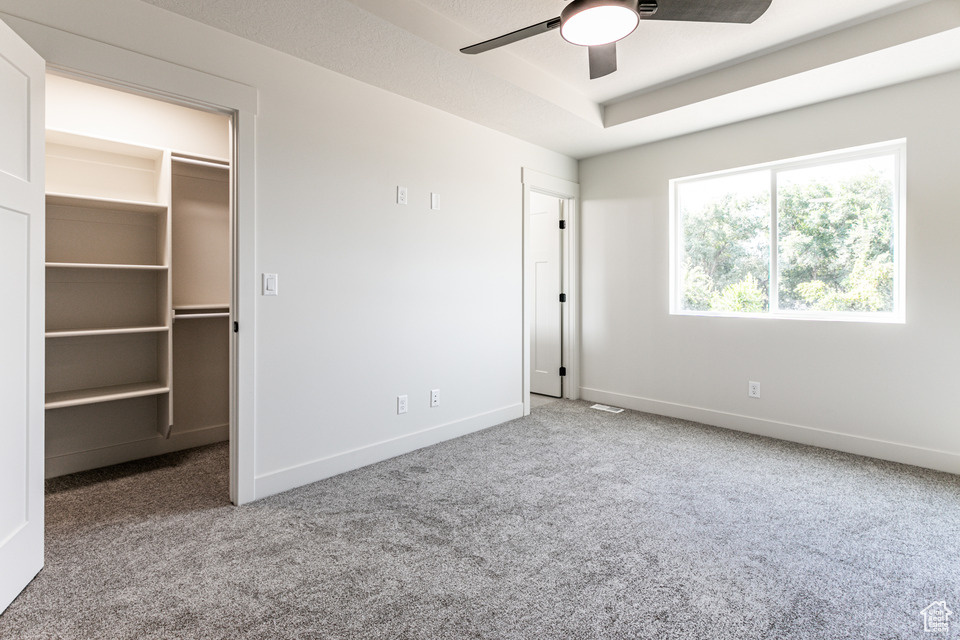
[
  {"xmin": 6, "ymin": 16, "xmax": 259, "ymax": 504},
  {"xmin": 522, "ymin": 168, "xmax": 580, "ymax": 416}
]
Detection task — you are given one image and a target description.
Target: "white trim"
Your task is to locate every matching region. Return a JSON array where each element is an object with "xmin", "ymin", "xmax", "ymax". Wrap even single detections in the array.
[
  {"xmin": 231, "ymin": 109, "xmax": 256, "ymax": 505},
  {"xmin": 3, "ymin": 15, "xmax": 259, "ymax": 505},
  {"xmin": 580, "ymin": 387, "xmax": 960, "ymax": 475},
  {"xmin": 669, "ymin": 308, "xmax": 905, "ymax": 324},
  {"xmin": 668, "ymin": 177, "xmax": 678, "ymax": 321},
  {"xmin": 768, "ymin": 169, "xmax": 780, "ymax": 315},
  {"xmin": 521, "ymin": 168, "xmax": 581, "ymax": 416},
  {"xmin": 894, "ymin": 142, "xmax": 907, "ymax": 322},
  {"xmin": 0, "ymin": 14, "xmax": 257, "ymax": 114},
  {"xmin": 253, "ymin": 404, "xmax": 524, "ymax": 501}
]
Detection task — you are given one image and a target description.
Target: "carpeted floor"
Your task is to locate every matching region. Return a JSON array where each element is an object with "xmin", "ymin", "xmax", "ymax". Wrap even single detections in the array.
[
  {"xmin": 530, "ymin": 393, "xmax": 560, "ymax": 409},
  {"xmin": 1, "ymin": 400, "xmax": 958, "ymax": 639}
]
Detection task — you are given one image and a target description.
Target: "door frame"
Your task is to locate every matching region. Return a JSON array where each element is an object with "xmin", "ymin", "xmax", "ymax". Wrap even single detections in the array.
[
  {"xmin": 3, "ymin": 15, "xmax": 259, "ymax": 505},
  {"xmin": 522, "ymin": 168, "xmax": 580, "ymax": 415}
]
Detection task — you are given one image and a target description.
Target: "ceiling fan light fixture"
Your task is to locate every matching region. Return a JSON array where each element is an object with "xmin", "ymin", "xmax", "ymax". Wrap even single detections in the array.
[{"xmin": 560, "ymin": 0, "xmax": 640, "ymax": 47}]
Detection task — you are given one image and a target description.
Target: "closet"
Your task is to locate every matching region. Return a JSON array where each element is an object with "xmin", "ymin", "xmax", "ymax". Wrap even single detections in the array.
[{"xmin": 44, "ymin": 75, "xmax": 232, "ymax": 478}]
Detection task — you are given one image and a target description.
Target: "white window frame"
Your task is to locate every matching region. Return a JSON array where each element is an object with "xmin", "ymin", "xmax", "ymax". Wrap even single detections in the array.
[{"xmin": 669, "ymin": 140, "xmax": 906, "ymax": 323}]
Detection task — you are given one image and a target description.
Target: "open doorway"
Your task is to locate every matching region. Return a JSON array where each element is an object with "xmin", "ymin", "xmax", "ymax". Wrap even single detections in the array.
[
  {"xmin": 43, "ymin": 73, "xmax": 235, "ymax": 492},
  {"xmin": 522, "ymin": 169, "xmax": 580, "ymax": 416},
  {"xmin": 1, "ymin": 19, "xmax": 258, "ymax": 612}
]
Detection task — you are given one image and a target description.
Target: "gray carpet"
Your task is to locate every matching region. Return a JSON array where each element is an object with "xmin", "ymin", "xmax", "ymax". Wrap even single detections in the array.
[
  {"xmin": 530, "ymin": 393, "xmax": 560, "ymax": 409},
  {"xmin": 1, "ymin": 400, "xmax": 958, "ymax": 639}
]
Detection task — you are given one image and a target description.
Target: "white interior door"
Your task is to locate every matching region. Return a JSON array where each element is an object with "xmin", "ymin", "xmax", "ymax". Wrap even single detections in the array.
[
  {"xmin": 529, "ymin": 192, "xmax": 563, "ymax": 397},
  {"xmin": 0, "ymin": 17, "xmax": 45, "ymax": 614}
]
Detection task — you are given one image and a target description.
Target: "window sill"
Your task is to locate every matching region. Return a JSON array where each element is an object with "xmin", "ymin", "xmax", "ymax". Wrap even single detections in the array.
[{"xmin": 670, "ymin": 309, "xmax": 905, "ymax": 324}]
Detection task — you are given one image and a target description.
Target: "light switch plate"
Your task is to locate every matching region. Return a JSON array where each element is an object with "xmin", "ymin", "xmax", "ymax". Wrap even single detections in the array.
[
  {"xmin": 262, "ymin": 273, "xmax": 278, "ymax": 296},
  {"xmin": 430, "ymin": 193, "xmax": 439, "ymax": 210}
]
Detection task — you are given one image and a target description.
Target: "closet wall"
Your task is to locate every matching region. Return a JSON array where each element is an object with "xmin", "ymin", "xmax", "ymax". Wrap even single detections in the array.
[
  {"xmin": 44, "ymin": 75, "xmax": 231, "ymax": 477},
  {"xmin": 171, "ymin": 159, "xmax": 230, "ymax": 436}
]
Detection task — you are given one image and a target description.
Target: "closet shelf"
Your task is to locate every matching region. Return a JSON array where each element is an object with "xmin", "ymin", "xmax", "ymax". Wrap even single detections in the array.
[
  {"xmin": 174, "ymin": 313, "xmax": 230, "ymax": 320},
  {"xmin": 172, "ymin": 155, "xmax": 230, "ymax": 169},
  {"xmin": 44, "ymin": 105, "xmax": 232, "ymax": 478},
  {"xmin": 173, "ymin": 304, "xmax": 230, "ymax": 311},
  {"xmin": 46, "ymin": 262, "xmax": 168, "ymax": 271},
  {"xmin": 46, "ymin": 193, "xmax": 167, "ymax": 214},
  {"xmin": 46, "ymin": 326, "xmax": 169, "ymax": 338},
  {"xmin": 45, "ymin": 382, "xmax": 170, "ymax": 410}
]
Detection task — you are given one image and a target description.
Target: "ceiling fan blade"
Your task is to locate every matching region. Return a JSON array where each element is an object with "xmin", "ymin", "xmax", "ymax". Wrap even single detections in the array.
[
  {"xmin": 588, "ymin": 42, "xmax": 618, "ymax": 79},
  {"xmin": 644, "ymin": 0, "xmax": 772, "ymax": 23},
  {"xmin": 460, "ymin": 17, "xmax": 561, "ymax": 54}
]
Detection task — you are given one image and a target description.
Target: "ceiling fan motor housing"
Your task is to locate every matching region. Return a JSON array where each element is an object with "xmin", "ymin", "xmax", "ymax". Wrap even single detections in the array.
[{"xmin": 560, "ymin": 0, "xmax": 643, "ymax": 47}]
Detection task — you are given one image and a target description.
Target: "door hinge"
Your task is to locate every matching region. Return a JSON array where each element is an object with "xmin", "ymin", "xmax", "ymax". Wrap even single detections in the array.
[
  {"xmin": 559, "ymin": 219, "xmax": 566, "ymax": 229},
  {"xmin": 559, "ymin": 367, "xmax": 566, "ymax": 377},
  {"xmin": 233, "ymin": 321, "xmax": 239, "ymax": 333},
  {"xmin": 559, "ymin": 293, "xmax": 567, "ymax": 303}
]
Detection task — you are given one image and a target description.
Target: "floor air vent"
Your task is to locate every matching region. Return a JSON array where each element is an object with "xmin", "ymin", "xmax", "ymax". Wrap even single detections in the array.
[{"xmin": 590, "ymin": 404, "xmax": 624, "ymax": 414}]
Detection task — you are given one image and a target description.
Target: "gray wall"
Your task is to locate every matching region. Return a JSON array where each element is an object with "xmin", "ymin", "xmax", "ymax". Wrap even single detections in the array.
[
  {"xmin": 0, "ymin": 0, "xmax": 577, "ymax": 498},
  {"xmin": 579, "ymin": 70, "xmax": 960, "ymax": 472}
]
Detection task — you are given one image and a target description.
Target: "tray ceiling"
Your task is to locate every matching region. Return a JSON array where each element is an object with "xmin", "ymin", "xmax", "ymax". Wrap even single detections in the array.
[{"xmin": 139, "ymin": 0, "xmax": 960, "ymax": 158}]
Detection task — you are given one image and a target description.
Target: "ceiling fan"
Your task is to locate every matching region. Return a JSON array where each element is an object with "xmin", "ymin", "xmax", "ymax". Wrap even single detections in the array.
[{"xmin": 460, "ymin": 0, "xmax": 773, "ymax": 79}]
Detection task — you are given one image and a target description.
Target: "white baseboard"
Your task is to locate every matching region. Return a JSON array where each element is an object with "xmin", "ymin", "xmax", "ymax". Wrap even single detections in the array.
[
  {"xmin": 45, "ymin": 423, "xmax": 229, "ymax": 479},
  {"xmin": 580, "ymin": 387, "xmax": 960, "ymax": 475},
  {"xmin": 253, "ymin": 403, "xmax": 525, "ymax": 500}
]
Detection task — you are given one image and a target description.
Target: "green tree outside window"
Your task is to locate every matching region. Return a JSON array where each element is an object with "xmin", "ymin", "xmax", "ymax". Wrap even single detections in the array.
[{"xmin": 675, "ymin": 147, "xmax": 900, "ymax": 318}]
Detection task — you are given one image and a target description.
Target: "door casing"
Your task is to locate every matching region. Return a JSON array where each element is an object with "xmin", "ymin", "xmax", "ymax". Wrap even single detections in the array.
[{"xmin": 522, "ymin": 168, "xmax": 580, "ymax": 415}]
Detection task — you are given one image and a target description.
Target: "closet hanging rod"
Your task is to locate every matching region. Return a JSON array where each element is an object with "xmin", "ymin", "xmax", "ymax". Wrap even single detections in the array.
[
  {"xmin": 174, "ymin": 312, "xmax": 230, "ymax": 320},
  {"xmin": 172, "ymin": 156, "xmax": 229, "ymax": 169},
  {"xmin": 173, "ymin": 304, "xmax": 230, "ymax": 311}
]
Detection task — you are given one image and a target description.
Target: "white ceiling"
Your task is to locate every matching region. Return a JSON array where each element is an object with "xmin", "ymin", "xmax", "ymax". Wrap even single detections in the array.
[
  {"xmin": 139, "ymin": 0, "xmax": 960, "ymax": 158},
  {"xmin": 417, "ymin": 0, "xmax": 914, "ymax": 103}
]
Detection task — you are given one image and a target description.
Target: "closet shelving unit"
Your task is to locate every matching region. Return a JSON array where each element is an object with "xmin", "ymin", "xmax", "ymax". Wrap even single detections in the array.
[
  {"xmin": 45, "ymin": 130, "xmax": 230, "ymax": 477},
  {"xmin": 170, "ymin": 156, "xmax": 231, "ymax": 440}
]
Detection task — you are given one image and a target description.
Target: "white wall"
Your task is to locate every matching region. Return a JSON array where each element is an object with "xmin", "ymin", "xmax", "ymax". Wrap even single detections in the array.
[
  {"xmin": 0, "ymin": 0, "xmax": 577, "ymax": 499},
  {"xmin": 46, "ymin": 74, "xmax": 230, "ymax": 161},
  {"xmin": 579, "ymin": 69, "xmax": 960, "ymax": 473}
]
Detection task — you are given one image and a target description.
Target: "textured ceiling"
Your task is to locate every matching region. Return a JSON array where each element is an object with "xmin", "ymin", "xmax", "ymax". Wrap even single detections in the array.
[
  {"xmin": 421, "ymin": 0, "xmax": 919, "ymax": 102},
  {"xmin": 137, "ymin": 0, "xmax": 960, "ymax": 158}
]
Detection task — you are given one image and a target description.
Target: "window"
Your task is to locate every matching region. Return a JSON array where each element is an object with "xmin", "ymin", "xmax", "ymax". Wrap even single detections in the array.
[{"xmin": 670, "ymin": 141, "xmax": 905, "ymax": 322}]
